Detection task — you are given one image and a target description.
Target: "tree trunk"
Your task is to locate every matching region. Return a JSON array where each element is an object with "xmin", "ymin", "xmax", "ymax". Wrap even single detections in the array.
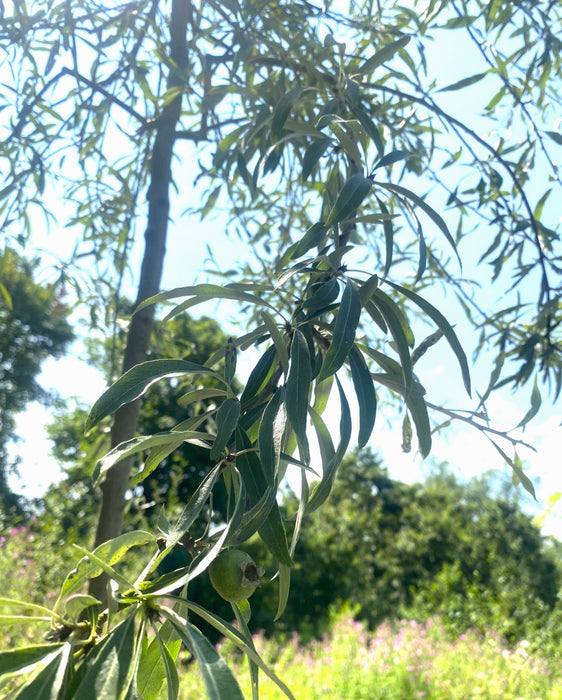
[{"xmin": 89, "ymin": 0, "xmax": 189, "ymax": 606}]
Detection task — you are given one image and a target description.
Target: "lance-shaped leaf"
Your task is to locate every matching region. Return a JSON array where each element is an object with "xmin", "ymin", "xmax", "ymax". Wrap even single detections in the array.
[
  {"xmin": 92, "ymin": 430, "xmax": 211, "ymax": 486},
  {"xmin": 261, "ymin": 311, "xmax": 289, "ymax": 375},
  {"xmin": 0, "ymin": 644, "xmax": 63, "ymax": 676},
  {"xmin": 358, "ymin": 35, "xmax": 411, "ymax": 74},
  {"xmin": 54, "ymin": 531, "xmax": 154, "ymax": 610},
  {"xmin": 135, "ymin": 283, "xmax": 277, "ymax": 316},
  {"xmin": 285, "ymin": 329, "xmax": 311, "ymax": 463},
  {"xmin": 372, "ymin": 372, "xmax": 431, "ymax": 458},
  {"xmin": 10, "ymin": 648, "xmax": 64, "ymax": 700},
  {"xmin": 163, "ymin": 602, "xmax": 295, "ymax": 700},
  {"xmin": 302, "ymin": 278, "xmax": 340, "ymax": 314},
  {"xmin": 318, "ymin": 280, "xmax": 361, "ymax": 382},
  {"xmin": 325, "ymin": 173, "xmax": 372, "ymax": 228},
  {"xmin": 163, "ymin": 613, "xmax": 245, "ymax": 700},
  {"xmin": 385, "ymin": 280, "xmax": 472, "ymax": 396},
  {"xmin": 369, "ymin": 288, "xmax": 414, "ymax": 394},
  {"xmin": 210, "ymin": 398, "xmax": 241, "ymax": 461},
  {"xmin": 274, "ymin": 564, "xmax": 291, "ymax": 621},
  {"xmin": 224, "ymin": 338, "xmax": 237, "ymax": 385},
  {"xmin": 258, "ymin": 387, "xmax": 287, "ymax": 482},
  {"xmin": 240, "ymin": 344, "xmax": 278, "ymax": 408},
  {"xmin": 291, "ymin": 222, "xmax": 328, "ymax": 260},
  {"xmin": 70, "ymin": 613, "xmax": 137, "ymax": 700},
  {"xmin": 302, "ymin": 137, "xmax": 333, "ymax": 180},
  {"xmin": 86, "ymin": 359, "xmax": 225, "ymax": 432},
  {"xmin": 374, "ymin": 180, "xmax": 461, "ymax": 268},
  {"xmin": 306, "ymin": 377, "xmax": 352, "ymax": 513},
  {"xmin": 348, "ymin": 345, "xmax": 377, "ymax": 447},
  {"xmin": 236, "ymin": 428, "xmax": 293, "ymax": 567}
]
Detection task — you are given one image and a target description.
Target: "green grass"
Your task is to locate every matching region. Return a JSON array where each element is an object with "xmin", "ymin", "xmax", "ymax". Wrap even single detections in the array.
[{"xmin": 179, "ymin": 613, "xmax": 562, "ymax": 699}]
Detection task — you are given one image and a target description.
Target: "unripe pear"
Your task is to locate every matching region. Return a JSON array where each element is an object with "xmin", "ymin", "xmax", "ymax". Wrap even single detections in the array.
[{"xmin": 209, "ymin": 549, "xmax": 263, "ymax": 603}]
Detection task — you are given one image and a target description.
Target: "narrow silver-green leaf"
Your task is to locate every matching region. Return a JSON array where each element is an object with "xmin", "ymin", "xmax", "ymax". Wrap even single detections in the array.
[
  {"xmin": 54, "ymin": 532, "xmax": 153, "ymax": 609},
  {"xmin": 306, "ymin": 377, "xmax": 352, "ymax": 513},
  {"xmin": 10, "ymin": 648, "xmax": 64, "ymax": 700},
  {"xmin": 258, "ymin": 388, "xmax": 287, "ymax": 482},
  {"xmin": 210, "ymin": 398, "xmax": 241, "ymax": 461},
  {"xmin": 286, "ymin": 329, "xmax": 311, "ymax": 463},
  {"xmin": 318, "ymin": 279, "xmax": 361, "ymax": 382},
  {"xmin": 261, "ymin": 311, "xmax": 289, "ymax": 375},
  {"xmin": 0, "ymin": 644, "xmax": 63, "ymax": 676},
  {"xmin": 71, "ymin": 613, "xmax": 137, "ymax": 700},
  {"xmin": 348, "ymin": 345, "xmax": 377, "ymax": 447},
  {"xmin": 302, "ymin": 137, "xmax": 333, "ymax": 181},
  {"xmin": 291, "ymin": 222, "xmax": 328, "ymax": 260},
  {"xmin": 514, "ymin": 376, "xmax": 542, "ymax": 429},
  {"xmin": 438, "ymin": 72, "xmax": 488, "ymax": 92},
  {"xmin": 167, "ymin": 616, "xmax": 244, "ymax": 700},
  {"xmin": 358, "ymin": 35, "xmax": 411, "ymax": 74},
  {"xmin": 374, "ymin": 180, "xmax": 461, "ymax": 267},
  {"xmin": 385, "ymin": 280, "xmax": 472, "ymax": 396},
  {"xmin": 86, "ymin": 360, "xmax": 225, "ymax": 432},
  {"xmin": 325, "ymin": 173, "xmax": 372, "ymax": 228},
  {"xmin": 274, "ymin": 564, "xmax": 291, "ymax": 621}
]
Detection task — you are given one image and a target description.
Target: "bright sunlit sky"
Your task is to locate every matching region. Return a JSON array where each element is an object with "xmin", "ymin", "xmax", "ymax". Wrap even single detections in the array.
[{"xmin": 6, "ymin": 11, "xmax": 562, "ymax": 537}]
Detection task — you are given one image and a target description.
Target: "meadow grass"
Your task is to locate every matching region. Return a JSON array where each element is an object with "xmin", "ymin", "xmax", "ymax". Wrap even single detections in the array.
[{"xmin": 179, "ymin": 614, "xmax": 562, "ymax": 699}]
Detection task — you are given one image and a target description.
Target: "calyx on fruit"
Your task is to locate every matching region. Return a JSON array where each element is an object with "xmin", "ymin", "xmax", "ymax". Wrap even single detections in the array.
[{"xmin": 209, "ymin": 549, "xmax": 264, "ymax": 603}]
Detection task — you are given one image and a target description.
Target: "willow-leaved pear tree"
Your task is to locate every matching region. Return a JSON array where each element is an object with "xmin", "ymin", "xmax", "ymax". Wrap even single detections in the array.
[{"xmin": 0, "ymin": 0, "xmax": 560, "ymax": 697}]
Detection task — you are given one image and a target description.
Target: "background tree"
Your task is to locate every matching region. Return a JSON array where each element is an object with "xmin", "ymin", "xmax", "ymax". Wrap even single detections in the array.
[
  {"xmin": 0, "ymin": 247, "xmax": 73, "ymax": 519},
  {"xmin": 263, "ymin": 449, "xmax": 561, "ymax": 643}
]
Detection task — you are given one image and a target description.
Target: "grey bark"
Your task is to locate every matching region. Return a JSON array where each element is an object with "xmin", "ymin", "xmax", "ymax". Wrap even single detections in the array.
[{"xmin": 89, "ymin": 0, "xmax": 190, "ymax": 606}]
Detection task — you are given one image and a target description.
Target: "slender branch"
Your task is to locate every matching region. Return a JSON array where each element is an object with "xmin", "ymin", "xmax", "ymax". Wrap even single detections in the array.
[{"xmin": 425, "ymin": 400, "xmax": 537, "ymax": 452}]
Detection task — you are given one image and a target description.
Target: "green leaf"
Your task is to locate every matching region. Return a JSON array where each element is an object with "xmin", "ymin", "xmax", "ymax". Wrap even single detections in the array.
[
  {"xmin": 374, "ymin": 180, "xmax": 460, "ymax": 267},
  {"xmin": 286, "ymin": 329, "xmax": 312, "ymax": 463},
  {"xmin": 54, "ymin": 532, "xmax": 153, "ymax": 609},
  {"xmin": 167, "ymin": 617, "xmax": 245, "ymax": 700},
  {"xmin": 545, "ymin": 130, "xmax": 562, "ymax": 145},
  {"xmin": 325, "ymin": 173, "xmax": 372, "ymax": 227},
  {"xmin": 274, "ymin": 564, "xmax": 291, "ymax": 621},
  {"xmin": 369, "ymin": 288, "xmax": 414, "ymax": 393},
  {"xmin": 0, "ymin": 644, "xmax": 63, "ymax": 676},
  {"xmin": 404, "ymin": 386, "xmax": 432, "ymax": 458},
  {"xmin": 438, "ymin": 72, "xmax": 488, "ymax": 92},
  {"xmin": 151, "ymin": 625, "xmax": 180, "ymax": 700},
  {"xmin": 372, "ymin": 150, "xmax": 413, "ymax": 170},
  {"xmin": 135, "ymin": 284, "xmax": 277, "ymax": 316},
  {"xmin": 240, "ymin": 344, "xmax": 278, "ymax": 408},
  {"xmin": 302, "ymin": 137, "xmax": 333, "ymax": 180},
  {"xmin": 10, "ymin": 648, "xmax": 64, "ymax": 700},
  {"xmin": 236, "ymin": 429, "xmax": 293, "ymax": 567},
  {"xmin": 272, "ymin": 87, "xmax": 305, "ymax": 142},
  {"xmin": 224, "ymin": 338, "xmax": 237, "ymax": 386},
  {"xmin": 164, "ymin": 602, "xmax": 295, "ymax": 700},
  {"xmin": 318, "ymin": 279, "xmax": 361, "ymax": 381},
  {"xmin": 258, "ymin": 388, "xmax": 287, "ymax": 482},
  {"xmin": 86, "ymin": 360, "xmax": 225, "ymax": 432},
  {"xmin": 306, "ymin": 377, "xmax": 351, "ymax": 513},
  {"xmin": 210, "ymin": 398, "xmax": 241, "ymax": 461},
  {"xmin": 92, "ymin": 430, "xmax": 211, "ymax": 486},
  {"xmin": 71, "ymin": 613, "xmax": 136, "ymax": 700},
  {"xmin": 302, "ymin": 278, "xmax": 340, "ymax": 314},
  {"xmin": 384, "ymin": 280, "xmax": 472, "ymax": 396},
  {"xmin": 514, "ymin": 376, "xmax": 542, "ymax": 429},
  {"xmin": 291, "ymin": 222, "xmax": 328, "ymax": 260},
  {"xmin": 261, "ymin": 311, "xmax": 289, "ymax": 375},
  {"xmin": 358, "ymin": 35, "xmax": 411, "ymax": 74},
  {"xmin": 348, "ymin": 345, "xmax": 377, "ymax": 447}
]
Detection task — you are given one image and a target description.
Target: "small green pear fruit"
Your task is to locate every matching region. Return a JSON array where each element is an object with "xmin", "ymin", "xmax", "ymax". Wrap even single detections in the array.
[{"xmin": 209, "ymin": 549, "xmax": 263, "ymax": 603}]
